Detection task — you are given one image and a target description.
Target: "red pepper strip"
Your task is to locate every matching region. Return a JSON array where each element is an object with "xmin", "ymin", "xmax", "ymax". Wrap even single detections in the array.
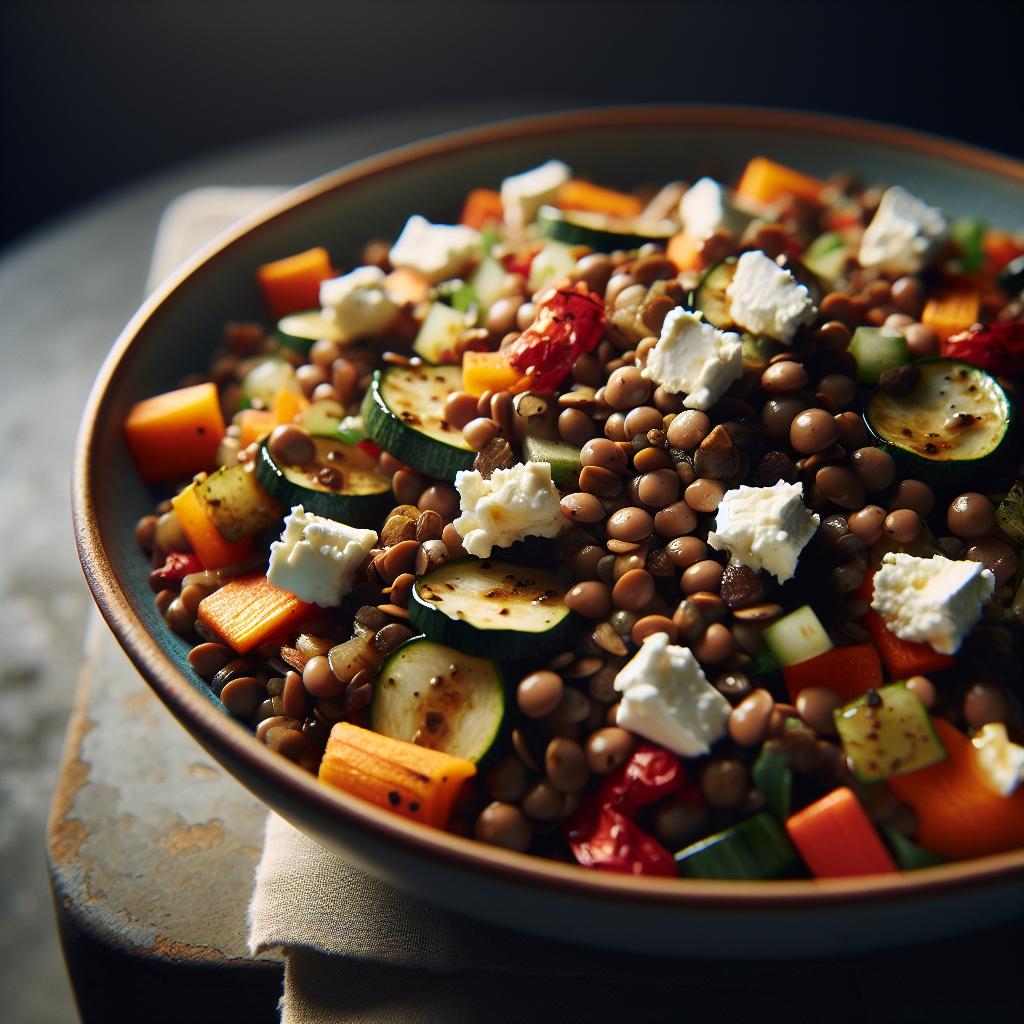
[
  {"xmin": 564, "ymin": 801, "xmax": 677, "ymax": 877},
  {"xmin": 599, "ymin": 743, "xmax": 687, "ymax": 815},
  {"xmin": 505, "ymin": 284, "xmax": 605, "ymax": 392},
  {"xmin": 942, "ymin": 321, "xmax": 1024, "ymax": 378},
  {"xmin": 862, "ymin": 609, "xmax": 955, "ymax": 678},
  {"xmin": 148, "ymin": 551, "xmax": 204, "ymax": 593},
  {"xmin": 783, "ymin": 644, "xmax": 883, "ymax": 703},
  {"xmin": 356, "ymin": 439, "xmax": 381, "ymax": 460}
]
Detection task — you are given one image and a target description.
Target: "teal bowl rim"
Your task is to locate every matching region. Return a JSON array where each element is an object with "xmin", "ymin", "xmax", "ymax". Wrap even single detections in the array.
[{"xmin": 73, "ymin": 105, "xmax": 1024, "ymax": 911}]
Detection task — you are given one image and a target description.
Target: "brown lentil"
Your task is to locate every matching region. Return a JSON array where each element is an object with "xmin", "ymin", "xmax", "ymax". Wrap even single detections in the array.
[
  {"xmin": 790, "ymin": 408, "xmax": 841, "ymax": 454},
  {"xmin": 699, "ymin": 759, "xmax": 750, "ymax": 810},
  {"xmin": 611, "ymin": 569, "xmax": 656, "ymax": 611},
  {"xmin": 888, "ymin": 479, "xmax": 935, "ymax": 516},
  {"xmin": 883, "ymin": 509, "xmax": 922, "ymax": 544},
  {"xmin": 965, "ymin": 538, "xmax": 1018, "ymax": 586},
  {"xmin": 517, "ymin": 671, "xmax": 565, "ymax": 718},
  {"xmin": 303, "ymin": 655, "xmax": 343, "ymax": 698},
  {"xmin": 729, "ymin": 689, "xmax": 775, "ymax": 746},
  {"xmin": 486, "ymin": 756, "xmax": 531, "ymax": 803},
  {"xmin": 964, "ymin": 682, "xmax": 1013, "ymax": 730},
  {"xmin": 521, "ymin": 780, "xmax": 566, "ymax": 821},
  {"xmin": 637, "ymin": 468, "xmax": 680, "ymax": 507},
  {"xmin": 761, "ymin": 396, "xmax": 808, "ymax": 441},
  {"xmin": 220, "ymin": 676, "xmax": 265, "ymax": 719},
  {"xmin": 579, "ymin": 465, "xmax": 624, "ymax": 498},
  {"xmin": 834, "ymin": 411, "xmax": 871, "ymax": 450},
  {"xmin": 816, "ymin": 374, "xmax": 857, "ymax": 411},
  {"xmin": 475, "ymin": 802, "xmax": 534, "ymax": 852},
  {"xmin": 558, "ymin": 408, "xmax": 597, "ymax": 446},
  {"xmin": 560, "ymin": 492, "xmax": 605, "ymax": 524},
  {"xmin": 631, "ymin": 614, "xmax": 678, "ymax": 645},
  {"xmin": 761, "ymin": 360, "xmax": 809, "ymax": 392},
  {"xmin": 391, "ymin": 468, "xmax": 425, "ymax": 506},
  {"xmin": 692, "ymin": 622, "xmax": 735, "ymax": 664},
  {"xmin": 188, "ymin": 642, "xmax": 233, "ymax": 680},
  {"xmin": 905, "ymin": 675, "xmax": 936, "ymax": 708},
  {"xmin": 850, "ymin": 447, "xmax": 896, "ymax": 492},
  {"xmin": 607, "ymin": 506, "xmax": 654, "ymax": 542},
  {"xmin": 947, "ymin": 492, "xmax": 997, "ymax": 540},
  {"xmin": 584, "ymin": 727, "xmax": 636, "ymax": 774},
  {"xmin": 903, "ymin": 322, "xmax": 940, "ymax": 358},
  {"xmin": 796, "ymin": 687, "xmax": 841, "ymax": 735},
  {"xmin": 545, "ymin": 737, "xmax": 590, "ymax": 793},
  {"xmin": 665, "ymin": 536, "xmax": 709, "ymax": 568},
  {"xmin": 604, "ymin": 366, "xmax": 651, "ymax": 410},
  {"xmin": 682, "ymin": 560, "xmax": 724, "ymax": 595},
  {"xmin": 684, "ymin": 478, "xmax": 727, "ymax": 513}
]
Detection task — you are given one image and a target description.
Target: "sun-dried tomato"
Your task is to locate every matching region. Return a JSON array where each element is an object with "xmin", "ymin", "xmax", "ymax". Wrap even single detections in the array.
[
  {"xmin": 505, "ymin": 284, "xmax": 605, "ymax": 392},
  {"xmin": 149, "ymin": 551, "xmax": 204, "ymax": 592},
  {"xmin": 943, "ymin": 321, "xmax": 1024, "ymax": 378},
  {"xmin": 599, "ymin": 743, "xmax": 688, "ymax": 815},
  {"xmin": 564, "ymin": 801, "xmax": 677, "ymax": 877}
]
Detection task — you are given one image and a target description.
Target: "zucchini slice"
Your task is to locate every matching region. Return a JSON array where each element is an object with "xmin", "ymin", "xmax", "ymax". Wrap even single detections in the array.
[
  {"xmin": 848, "ymin": 326, "xmax": 909, "ymax": 384},
  {"xmin": 521, "ymin": 435, "xmax": 582, "ymax": 485},
  {"xmin": 674, "ymin": 812, "xmax": 798, "ymax": 880},
  {"xmin": 865, "ymin": 358, "xmax": 1013, "ymax": 483},
  {"xmin": 536, "ymin": 204, "xmax": 674, "ymax": 253},
  {"xmin": 277, "ymin": 310, "xmax": 345, "ymax": 355},
  {"xmin": 240, "ymin": 356, "xmax": 300, "ymax": 408},
  {"xmin": 194, "ymin": 465, "xmax": 283, "ymax": 541},
  {"xmin": 361, "ymin": 366, "xmax": 475, "ymax": 480},
  {"xmin": 409, "ymin": 558, "xmax": 574, "ymax": 659},
  {"xmin": 834, "ymin": 683, "xmax": 947, "ymax": 783},
  {"xmin": 370, "ymin": 637, "xmax": 505, "ymax": 764},
  {"xmin": 301, "ymin": 398, "xmax": 345, "ymax": 439},
  {"xmin": 255, "ymin": 436, "xmax": 391, "ymax": 524},
  {"xmin": 689, "ymin": 258, "xmax": 738, "ymax": 329},
  {"xmin": 762, "ymin": 605, "xmax": 833, "ymax": 668}
]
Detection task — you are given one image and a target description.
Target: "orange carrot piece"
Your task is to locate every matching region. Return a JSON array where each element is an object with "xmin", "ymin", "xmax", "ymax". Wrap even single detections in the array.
[
  {"xmin": 862, "ymin": 609, "xmax": 955, "ymax": 678},
  {"xmin": 197, "ymin": 571, "xmax": 316, "ymax": 654},
  {"xmin": 318, "ymin": 722, "xmax": 477, "ymax": 828},
  {"xmin": 460, "ymin": 188, "xmax": 503, "ymax": 230},
  {"xmin": 270, "ymin": 387, "xmax": 309, "ymax": 426},
  {"xmin": 384, "ymin": 267, "xmax": 431, "ymax": 306},
  {"xmin": 786, "ymin": 787, "xmax": 897, "ymax": 878},
  {"xmin": 557, "ymin": 180, "xmax": 643, "ymax": 219},
  {"xmin": 924, "ymin": 284, "xmax": 981, "ymax": 343},
  {"xmin": 123, "ymin": 382, "xmax": 225, "ymax": 483},
  {"xmin": 887, "ymin": 718, "xmax": 1024, "ymax": 860},
  {"xmin": 666, "ymin": 231, "xmax": 703, "ymax": 273},
  {"xmin": 783, "ymin": 644, "xmax": 883, "ymax": 703},
  {"xmin": 256, "ymin": 247, "xmax": 333, "ymax": 321},
  {"xmin": 171, "ymin": 482, "xmax": 253, "ymax": 570},
  {"xmin": 236, "ymin": 408, "xmax": 275, "ymax": 447},
  {"xmin": 735, "ymin": 157, "xmax": 824, "ymax": 206},
  {"xmin": 461, "ymin": 350, "xmax": 522, "ymax": 397},
  {"xmin": 982, "ymin": 229, "xmax": 1024, "ymax": 274}
]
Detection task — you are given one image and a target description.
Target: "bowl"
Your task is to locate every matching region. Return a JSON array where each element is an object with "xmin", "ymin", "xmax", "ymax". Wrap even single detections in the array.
[{"xmin": 74, "ymin": 106, "xmax": 1024, "ymax": 957}]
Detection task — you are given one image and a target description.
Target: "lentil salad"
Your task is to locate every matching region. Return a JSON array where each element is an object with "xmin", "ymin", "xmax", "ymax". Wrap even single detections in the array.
[{"xmin": 125, "ymin": 155, "xmax": 1024, "ymax": 880}]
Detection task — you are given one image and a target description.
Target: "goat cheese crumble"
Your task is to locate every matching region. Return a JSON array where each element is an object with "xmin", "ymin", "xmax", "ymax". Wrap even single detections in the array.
[
  {"xmin": 858, "ymin": 185, "xmax": 947, "ymax": 274},
  {"xmin": 388, "ymin": 215, "xmax": 482, "ymax": 284},
  {"xmin": 319, "ymin": 265, "xmax": 399, "ymax": 339},
  {"xmin": 726, "ymin": 249, "xmax": 816, "ymax": 342}
]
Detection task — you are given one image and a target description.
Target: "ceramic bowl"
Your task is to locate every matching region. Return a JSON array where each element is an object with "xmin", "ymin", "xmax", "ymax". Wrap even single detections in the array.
[{"xmin": 74, "ymin": 106, "xmax": 1024, "ymax": 957}]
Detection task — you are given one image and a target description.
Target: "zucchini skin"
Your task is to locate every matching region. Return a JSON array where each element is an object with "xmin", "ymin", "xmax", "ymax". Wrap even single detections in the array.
[
  {"xmin": 536, "ymin": 206, "xmax": 672, "ymax": 253},
  {"xmin": 361, "ymin": 369, "xmax": 476, "ymax": 481}
]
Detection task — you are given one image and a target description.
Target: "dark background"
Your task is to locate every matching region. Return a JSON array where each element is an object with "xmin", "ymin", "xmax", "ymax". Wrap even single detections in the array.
[{"xmin": 2, "ymin": 0, "xmax": 1022, "ymax": 248}]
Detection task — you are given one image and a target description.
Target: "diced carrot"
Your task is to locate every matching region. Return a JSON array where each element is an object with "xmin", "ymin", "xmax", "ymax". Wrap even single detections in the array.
[
  {"xmin": 786, "ymin": 787, "xmax": 898, "ymax": 878},
  {"xmin": 861, "ymin": 609, "xmax": 955, "ymax": 678},
  {"xmin": 557, "ymin": 180, "xmax": 643, "ymax": 219},
  {"xmin": 888, "ymin": 718, "xmax": 1024, "ymax": 860},
  {"xmin": 384, "ymin": 267, "xmax": 431, "ymax": 306},
  {"xmin": 197, "ymin": 571, "xmax": 316, "ymax": 654},
  {"xmin": 318, "ymin": 722, "xmax": 477, "ymax": 829},
  {"xmin": 982, "ymin": 229, "xmax": 1024, "ymax": 274},
  {"xmin": 735, "ymin": 157, "xmax": 824, "ymax": 206},
  {"xmin": 461, "ymin": 350, "xmax": 522, "ymax": 397},
  {"xmin": 783, "ymin": 644, "xmax": 883, "ymax": 703},
  {"xmin": 460, "ymin": 188, "xmax": 503, "ymax": 230},
  {"xmin": 256, "ymin": 247, "xmax": 333, "ymax": 321},
  {"xmin": 923, "ymin": 284, "xmax": 981, "ymax": 343},
  {"xmin": 666, "ymin": 231, "xmax": 703, "ymax": 273},
  {"xmin": 236, "ymin": 408, "xmax": 274, "ymax": 447},
  {"xmin": 171, "ymin": 482, "xmax": 253, "ymax": 570},
  {"xmin": 123, "ymin": 382, "xmax": 225, "ymax": 483},
  {"xmin": 271, "ymin": 387, "xmax": 309, "ymax": 426}
]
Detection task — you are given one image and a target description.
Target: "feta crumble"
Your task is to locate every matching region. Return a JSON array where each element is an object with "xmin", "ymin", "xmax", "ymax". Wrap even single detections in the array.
[
  {"xmin": 500, "ymin": 159, "xmax": 571, "ymax": 232},
  {"xmin": 613, "ymin": 633, "xmax": 731, "ymax": 757},
  {"xmin": 972, "ymin": 723, "xmax": 1024, "ymax": 796},
  {"xmin": 640, "ymin": 307, "xmax": 742, "ymax": 411},
  {"xmin": 388, "ymin": 215, "xmax": 482, "ymax": 284},
  {"xmin": 858, "ymin": 186, "xmax": 947, "ymax": 275},
  {"xmin": 452, "ymin": 462, "xmax": 566, "ymax": 558},
  {"xmin": 726, "ymin": 249, "xmax": 816, "ymax": 343},
  {"xmin": 707, "ymin": 481, "xmax": 819, "ymax": 583},
  {"xmin": 267, "ymin": 505, "xmax": 377, "ymax": 608},
  {"xmin": 870, "ymin": 552, "xmax": 994, "ymax": 655},
  {"xmin": 679, "ymin": 177, "xmax": 751, "ymax": 239},
  {"xmin": 319, "ymin": 265, "xmax": 399, "ymax": 339}
]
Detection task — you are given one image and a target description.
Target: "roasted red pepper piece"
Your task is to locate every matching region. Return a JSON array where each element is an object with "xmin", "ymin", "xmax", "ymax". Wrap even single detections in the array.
[
  {"xmin": 599, "ymin": 743, "xmax": 688, "ymax": 814},
  {"xmin": 564, "ymin": 802, "xmax": 677, "ymax": 877},
  {"xmin": 505, "ymin": 284, "xmax": 605, "ymax": 392},
  {"xmin": 149, "ymin": 551, "xmax": 204, "ymax": 593},
  {"xmin": 942, "ymin": 321, "xmax": 1024, "ymax": 378}
]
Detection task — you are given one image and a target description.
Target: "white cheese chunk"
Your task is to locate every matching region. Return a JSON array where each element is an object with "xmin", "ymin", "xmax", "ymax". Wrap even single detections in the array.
[
  {"xmin": 500, "ymin": 159, "xmax": 571, "ymax": 232},
  {"xmin": 858, "ymin": 185, "xmax": 947, "ymax": 274},
  {"xmin": 319, "ymin": 265, "xmax": 399, "ymax": 339},
  {"xmin": 640, "ymin": 307, "xmax": 742, "ymax": 411},
  {"xmin": 679, "ymin": 177, "xmax": 751, "ymax": 240},
  {"xmin": 388, "ymin": 215, "xmax": 482, "ymax": 284},
  {"xmin": 707, "ymin": 481, "xmax": 819, "ymax": 583},
  {"xmin": 972, "ymin": 723, "xmax": 1024, "ymax": 796},
  {"xmin": 726, "ymin": 249, "xmax": 816, "ymax": 343},
  {"xmin": 452, "ymin": 462, "xmax": 566, "ymax": 558},
  {"xmin": 870, "ymin": 552, "xmax": 994, "ymax": 655},
  {"xmin": 613, "ymin": 633, "xmax": 731, "ymax": 757},
  {"xmin": 267, "ymin": 505, "xmax": 377, "ymax": 608}
]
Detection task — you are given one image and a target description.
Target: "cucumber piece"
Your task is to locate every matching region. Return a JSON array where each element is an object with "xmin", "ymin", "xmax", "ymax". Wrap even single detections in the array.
[
  {"xmin": 751, "ymin": 743, "xmax": 792, "ymax": 821},
  {"xmin": 409, "ymin": 558, "xmax": 574, "ymax": 659},
  {"xmin": 689, "ymin": 258, "xmax": 738, "ymax": 329},
  {"xmin": 536, "ymin": 204, "xmax": 674, "ymax": 253},
  {"xmin": 847, "ymin": 327, "xmax": 909, "ymax": 384},
  {"xmin": 412, "ymin": 302, "xmax": 469, "ymax": 364},
  {"xmin": 802, "ymin": 231, "xmax": 849, "ymax": 285},
  {"xmin": 762, "ymin": 605, "xmax": 833, "ymax": 668},
  {"xmin": 370, "ymin": 637, "xmax": 505, "ymax": 764},
  {"xmin": 528, "ymin": 239, "xmax": 578, "ymax": 293},
  {"xmin": 521, "ymin": 435, "xmax": 581, "ymax": 485},
  {"xmin": 468, "ymin": 256, "xmax": 508, "ymax": 313},
  {"xmin": 276, "ymin": 310, "xmax": 345, "ymax": 355},
  {"xmin": 674, "ymin": 812, "xmax": 798, "ymax": 880},
  {"xmin": 834, "ymin": 683, "xmax": 947, "ymax": 783},
  {"xmin": 880, "ymin": 824, "xmax": 945, "ymax": 871},
  {"xmin": 255, "ymin": 436, "xmax": 392, "ymax": 525},
  {"xmin": 865, "ymin": 358, "xmax": 1013, "ymax": 484},
  {"xmin": 361, "ymin": 366, "xmax": 475, "ymax": 480},
  {"xmin": 301, "ymin": 399, "xmax": 345, "ymax": 439},
  {"xmin": 194, "ymin": 465, "xmax": 282, "ymax": 541},
  {"xmin": 240, "ymin": 357, "xmax": 301, "ymax": 409}
]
